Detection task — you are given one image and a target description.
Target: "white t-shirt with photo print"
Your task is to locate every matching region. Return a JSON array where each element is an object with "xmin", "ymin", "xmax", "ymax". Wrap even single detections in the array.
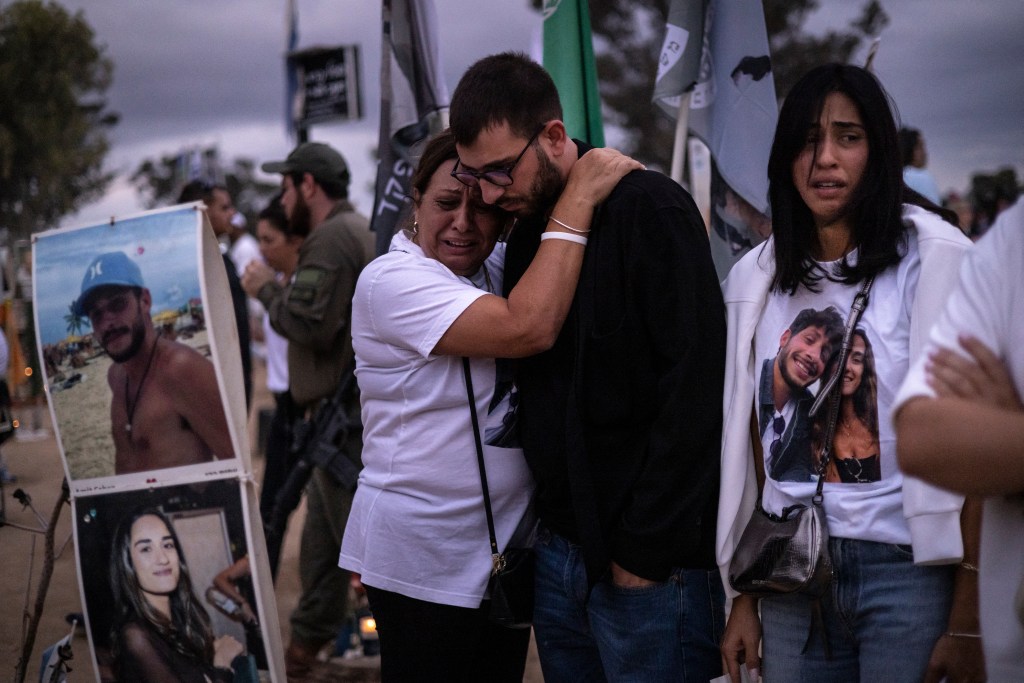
[{"xmin": 754, "ymin": 232, "xmax": 921, "ymax": 544}]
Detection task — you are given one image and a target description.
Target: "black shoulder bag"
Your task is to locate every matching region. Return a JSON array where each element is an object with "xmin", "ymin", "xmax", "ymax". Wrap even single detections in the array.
[
  {"xmin": 462, "ymin": 357, "xmax": 534, "ymax": 629},
  {"xmin": 729, "ymin": 276, "xmax": 874, "ymax": 598}
]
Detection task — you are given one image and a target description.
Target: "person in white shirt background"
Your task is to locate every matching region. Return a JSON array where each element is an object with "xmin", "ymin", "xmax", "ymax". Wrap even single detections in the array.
[{"xmin": 896, "ymin": 199, "xmax": 1024, "ymax": 680}]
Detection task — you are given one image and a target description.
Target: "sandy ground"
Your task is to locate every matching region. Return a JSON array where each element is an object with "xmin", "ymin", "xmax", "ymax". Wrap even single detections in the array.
[
  {"xmin": 46, "ymin": 330, "xmax": 214, "ymax": 481},
  {"xmin": 0, "ymin": 358, "xmax": 305, "ymax": 682},
  {"xmin": 0, "ymin": 358, "xmax": 543, "ymax": 682}
]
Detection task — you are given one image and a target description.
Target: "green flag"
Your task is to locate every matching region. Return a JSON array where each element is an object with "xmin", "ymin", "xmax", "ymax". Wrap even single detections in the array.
[{"xmin": 543, "ymin": 0, "xmax": 604, "ymax": 147}]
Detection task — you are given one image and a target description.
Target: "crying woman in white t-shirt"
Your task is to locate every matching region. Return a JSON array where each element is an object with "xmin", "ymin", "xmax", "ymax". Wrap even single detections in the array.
[{"xmin": 338, "ymin": 129, "xmax": 641, "ymax": 681}]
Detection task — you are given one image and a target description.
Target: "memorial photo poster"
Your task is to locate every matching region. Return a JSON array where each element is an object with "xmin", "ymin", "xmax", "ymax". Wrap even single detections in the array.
[
  {"xmin": 33, "ymin": 204, "xmax": 285, "ymax": 680},
  {"xmin": 73, "ymin": 480, "xmax": 283, "ymax": 682},
  {"xmin": 32, "ymin": 205, "xmax": 249, "ymax": 492}
]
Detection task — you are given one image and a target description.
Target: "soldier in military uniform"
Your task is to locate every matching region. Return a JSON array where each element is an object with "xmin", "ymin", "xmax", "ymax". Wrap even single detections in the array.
[{"xmin": 243, "ymin": 142, "xmax": 374, "ymax": 681}]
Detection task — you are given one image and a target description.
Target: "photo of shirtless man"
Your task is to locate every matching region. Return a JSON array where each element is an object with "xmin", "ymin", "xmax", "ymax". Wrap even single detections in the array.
[{"xmin": 74, "ymin": 251, "xmax": 233, "ymax": 474}]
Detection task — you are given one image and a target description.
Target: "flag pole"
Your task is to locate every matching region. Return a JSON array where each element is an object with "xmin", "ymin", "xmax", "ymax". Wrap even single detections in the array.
[
  {"xmin": 864, "ymin": 37, "xmax": 881, "ymax": 71},
  {"xmin": 669, "ymin": 93, "xmax": 691, "ymax": 187}
]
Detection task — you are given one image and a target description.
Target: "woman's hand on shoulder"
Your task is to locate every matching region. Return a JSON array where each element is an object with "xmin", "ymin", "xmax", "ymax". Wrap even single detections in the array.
[
  {"xmin": 561, "ymin": 148, "xmax": 644, "ymax": 209},
  {"xmin": 721, "ymin": 594, "xmax": 762, "ymax": 683}
]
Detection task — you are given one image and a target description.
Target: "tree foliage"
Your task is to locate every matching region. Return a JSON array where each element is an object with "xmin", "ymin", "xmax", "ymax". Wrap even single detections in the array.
[
  {"xmin": 531, "ymin": 0, "xmax": 887, "ymax": 171},
  {"xmin": 765, "ymin": 0, "xmax": 888, "ymax": 97},
  {"xmin": 64, "ymin": 301, "xmax": 85, "ymax": 336},
  {"xmin": 129, "ymin": 149, "xmax": 280, "ymax": 227},
  {"xmin": 0, "ymin": 0, "xmax": 117, "ymax": 238}
]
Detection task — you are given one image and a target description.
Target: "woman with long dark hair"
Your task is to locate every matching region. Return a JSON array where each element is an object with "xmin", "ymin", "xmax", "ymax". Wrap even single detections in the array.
[
  {"xmin": 717, "ymin": 64, "xmax": 982, "ymax": 681},
  {"xmin": 109, "ymin": 508, "xmax": 243, "ymax": 682},
  {"xmin": 813, "ymin": 328, "xmax": 882, "ymax": 483}
]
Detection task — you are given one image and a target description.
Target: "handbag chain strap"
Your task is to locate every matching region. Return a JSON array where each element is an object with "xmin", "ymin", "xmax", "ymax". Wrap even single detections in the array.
[
  {"xmin": 462, "ymin": 357, "xmax": 505, "ymax": 575},
  {"xmin": 807, "ymin": 275, "xmax": 875, "ymax": 501}
]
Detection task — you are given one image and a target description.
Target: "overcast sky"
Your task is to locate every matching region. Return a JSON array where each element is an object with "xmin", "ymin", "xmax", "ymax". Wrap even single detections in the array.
[{"xmin": 58, "ymin": 0, "xmax": 1024, "ymax": 229}]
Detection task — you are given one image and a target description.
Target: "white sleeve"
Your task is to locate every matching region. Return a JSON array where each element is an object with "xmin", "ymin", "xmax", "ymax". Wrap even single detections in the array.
[
  {"xmin": 359, "ymin": 253, "xmax": 488, "ymax": 359},
  {"xmin": 895, "ymin": 220, "xmax": 1009, "ymax": 412}
]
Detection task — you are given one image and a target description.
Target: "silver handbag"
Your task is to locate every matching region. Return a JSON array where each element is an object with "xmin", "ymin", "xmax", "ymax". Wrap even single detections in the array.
[{"xmin": 729, "ymin": 497, "xmax": 832, "ymax": 598}]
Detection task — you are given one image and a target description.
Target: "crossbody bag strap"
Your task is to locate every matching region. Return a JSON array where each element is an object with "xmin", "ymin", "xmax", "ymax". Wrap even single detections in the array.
[
  {"xmin": 462, "ymin": 357, "xmax": 503, "ymax": 574},
  {"xmin": 808, "ymin": 275, "xmax": 876, "ymax": 499}
]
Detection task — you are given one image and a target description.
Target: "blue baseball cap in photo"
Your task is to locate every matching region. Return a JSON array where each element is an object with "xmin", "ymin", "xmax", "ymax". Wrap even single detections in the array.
[{"xmin": 74, "ymin": 251, "xmax": 146, "ymax": 316}]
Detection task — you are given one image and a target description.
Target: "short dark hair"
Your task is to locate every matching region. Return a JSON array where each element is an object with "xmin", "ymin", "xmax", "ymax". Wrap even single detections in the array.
[
  {"xmin": 176, "ymin": 180, "xmax": 227, "ymax": 205},
  {"xmin": 767, "ymin": 64, "xmax": 957, "ymax": 294},
  {"xmin": 449, "ymin": 52, "xmax": 562, "ymax": 146},
  {"xmin": 787, "ymin": 306, "xmax": 844, "ymax": 359}
]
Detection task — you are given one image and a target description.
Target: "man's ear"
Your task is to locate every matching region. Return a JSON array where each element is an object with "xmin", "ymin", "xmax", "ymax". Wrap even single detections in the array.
[
  {"xmin": 140, "ymin": 288, "xmax": 153, "ymax": 310},
  {"xmin": 540, "ymin": 120, "xmax": 570, "ymax": 158},
  {"xmin": 300, "ymin": 172, "xmax": 317, "ymax": 199},
  {"xmin": 778, "ymin": 329, "xmax": 792, "ymax": 351}
]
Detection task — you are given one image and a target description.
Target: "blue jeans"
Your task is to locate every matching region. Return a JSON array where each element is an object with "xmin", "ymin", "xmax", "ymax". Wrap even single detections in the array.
[
  {"xmin": 760, "ymin": 537, "xmax": 954, "ymax": 682},
  {"xmin": 532, "ymin": 526, "xmax": 724, "ymax": 683}
]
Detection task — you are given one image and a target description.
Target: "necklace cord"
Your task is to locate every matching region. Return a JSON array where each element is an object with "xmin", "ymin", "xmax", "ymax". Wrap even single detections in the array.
[{"xmin": 125, "ymin": 336, "xmax": 160, "ymax": 435}]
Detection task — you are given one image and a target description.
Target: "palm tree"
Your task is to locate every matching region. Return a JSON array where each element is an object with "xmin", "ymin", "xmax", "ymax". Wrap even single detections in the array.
[{"xmin": 64, "ymin": 301, "xmax": 85, "ymax": 337}]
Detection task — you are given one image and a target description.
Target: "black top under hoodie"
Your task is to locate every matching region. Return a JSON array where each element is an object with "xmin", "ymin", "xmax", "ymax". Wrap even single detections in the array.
[{"xmin": 501, "ymin": 141, "xmax": 726, "ymax": 584}]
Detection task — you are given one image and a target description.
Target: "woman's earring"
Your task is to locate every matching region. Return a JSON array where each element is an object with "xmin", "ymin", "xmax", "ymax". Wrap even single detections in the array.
[{"xmin": 412, "ymin": 221, "xmax": 419, "ymax": 236}]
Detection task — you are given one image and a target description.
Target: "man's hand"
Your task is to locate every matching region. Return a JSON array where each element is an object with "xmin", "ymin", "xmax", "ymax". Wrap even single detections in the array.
[
  {"xmin": 609, "ymin": 561, "xmax": 658, "ymax": 588},
  {"xmin": 927, "ymin": 334, "xmax": 1024, "ymax": 410},
  {"xmin": 241, "ymin": 260, "xmax": 276, "ymax": 298}
]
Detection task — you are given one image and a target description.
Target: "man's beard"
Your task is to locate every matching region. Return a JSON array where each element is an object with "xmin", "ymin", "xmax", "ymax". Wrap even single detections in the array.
[
  {"xmin": 104, "ymin": 316, "xmax": 147, "ymax": 363},
  {"xmin": 506, "ymin": 146, "xmax": 564, "ymax": 219},
  {"xmin": 778, "ymin": 347, "xmax": 818, "ymax": 391},
  {"xmin": 290, "ymin": 191, "xmax": 313, "ymax": 234}
]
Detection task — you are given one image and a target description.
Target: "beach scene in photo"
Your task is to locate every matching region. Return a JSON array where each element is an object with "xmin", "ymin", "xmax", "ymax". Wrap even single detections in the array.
[
  {"xmin": 48, "ymin": 330, "xmax": 214, "ymax": 480},
  {"xmin": 33, "ymin": 208, "xmax": 206, "ymax": 480}
]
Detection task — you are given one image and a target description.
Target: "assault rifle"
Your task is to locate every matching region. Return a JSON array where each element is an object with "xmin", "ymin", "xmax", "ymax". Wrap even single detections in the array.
[{"xmin": 264, "ymin": 367, "xmax": 362, "ymax": 574}]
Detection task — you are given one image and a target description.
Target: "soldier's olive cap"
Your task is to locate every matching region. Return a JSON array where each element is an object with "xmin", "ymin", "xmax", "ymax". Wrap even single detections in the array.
[{"xmin": 261, "ymin": 142, "xmax": 349, "ymax": 186}]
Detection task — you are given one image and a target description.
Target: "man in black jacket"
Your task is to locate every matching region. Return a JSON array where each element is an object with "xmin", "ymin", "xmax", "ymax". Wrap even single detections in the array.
[{"xmin": 450, "ymin": 52, "xmax": 727, "ymax": 682}]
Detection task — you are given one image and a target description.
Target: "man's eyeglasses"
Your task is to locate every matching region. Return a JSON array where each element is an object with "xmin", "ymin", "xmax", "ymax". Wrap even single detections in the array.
[
  {"xmin": 87, "ymin": 292, "xmax": 134, "ymax": 325},
  {"xmin": 450, "ymin": 125, "xmax": 545, "ymax": 188}
]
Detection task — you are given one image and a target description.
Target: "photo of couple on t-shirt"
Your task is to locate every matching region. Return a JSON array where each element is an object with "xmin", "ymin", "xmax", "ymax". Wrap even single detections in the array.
[{"xmin": 761, "ymin": 306, "xmax": 881, "ymax": 484}]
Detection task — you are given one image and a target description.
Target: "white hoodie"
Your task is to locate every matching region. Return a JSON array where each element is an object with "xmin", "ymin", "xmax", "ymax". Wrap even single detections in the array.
[{"xmin": 716, "ymin": 205, "xmax": 972, "ymax": 598}]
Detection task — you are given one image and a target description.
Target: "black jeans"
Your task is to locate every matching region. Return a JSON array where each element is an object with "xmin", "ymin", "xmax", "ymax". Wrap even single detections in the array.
[{"xmin": 365, "ymin": 585, "xmax": 530, "ymax": 683}]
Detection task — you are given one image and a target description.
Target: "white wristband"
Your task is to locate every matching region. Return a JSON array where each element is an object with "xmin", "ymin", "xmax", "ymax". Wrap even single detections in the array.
[{"xmin": 540, "ymin": 231, "xmax": 588, "ymax": 246}]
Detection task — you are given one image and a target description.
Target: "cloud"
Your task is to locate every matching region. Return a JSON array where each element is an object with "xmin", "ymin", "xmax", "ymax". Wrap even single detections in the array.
[{"xmin": 57, "ymin": 0, "xmax": 1024, "ymax": 226}]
